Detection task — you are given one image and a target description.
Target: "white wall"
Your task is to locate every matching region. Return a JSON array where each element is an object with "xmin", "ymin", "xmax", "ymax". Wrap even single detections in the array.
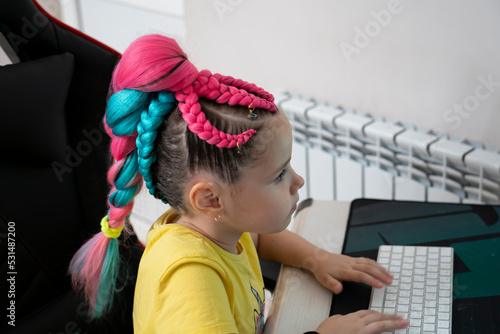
[
  {"xmin": 43, "ymin": 0, "xmax": 500, "ymax": 147},
  {"xmin": 77, "ymin": 0, "xmax": 186, "ymax": 53},
  {"xmin": 184, "ymin": 0, "xmax": 500, "ymax": 148},
  {"xmin": 37, "ymin": 0, "xmax": 81, "ymax": 30}
]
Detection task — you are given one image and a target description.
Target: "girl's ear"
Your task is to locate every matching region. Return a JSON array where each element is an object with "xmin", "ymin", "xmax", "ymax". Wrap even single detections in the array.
[{"xmin": 188, "ymin": 182, "xmax": 222, "ymax": 218}]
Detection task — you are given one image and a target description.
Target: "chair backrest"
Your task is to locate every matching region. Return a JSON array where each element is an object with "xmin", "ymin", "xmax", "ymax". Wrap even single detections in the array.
[{"xmin": 0, "ymin": 1, "xmax": 139, "ymax": 332}]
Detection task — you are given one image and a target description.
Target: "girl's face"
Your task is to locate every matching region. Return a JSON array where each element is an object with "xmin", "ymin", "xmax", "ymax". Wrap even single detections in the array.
[{"xmin": 221, "ymin": 114, "xmax": 304, "ymax": 235}]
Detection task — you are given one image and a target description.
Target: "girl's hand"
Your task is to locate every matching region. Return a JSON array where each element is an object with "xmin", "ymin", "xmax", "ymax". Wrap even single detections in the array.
[
  {"xmin": 315, "ymin": 310, "xmax": 408, "ymax": 334},
  {"xmin": 307, "ymin": 252, "xmax": 392, "ymax": 294}
]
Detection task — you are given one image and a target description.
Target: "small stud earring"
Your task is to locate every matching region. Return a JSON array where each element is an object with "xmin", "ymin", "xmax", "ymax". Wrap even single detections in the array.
[{"xmin": 214, "ymin": 213, "xmax": 221, "ymax": 222}]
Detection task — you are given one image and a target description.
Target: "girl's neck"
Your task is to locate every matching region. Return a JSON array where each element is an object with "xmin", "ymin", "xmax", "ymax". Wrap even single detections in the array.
[{"xmin": 175, "ymin": 216, "xmax": 241, "ymax": 255}]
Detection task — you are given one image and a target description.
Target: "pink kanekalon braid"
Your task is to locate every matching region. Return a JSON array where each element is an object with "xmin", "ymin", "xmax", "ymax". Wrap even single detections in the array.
[{"xmin": 175, "ymin": 69, "xmax": 276, "ymax": 148}]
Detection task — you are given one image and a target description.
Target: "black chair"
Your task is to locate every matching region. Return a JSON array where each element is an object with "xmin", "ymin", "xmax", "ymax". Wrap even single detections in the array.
[{"xmin": 0, "ymin": 1, "xmax": 141, "ymax": 333}]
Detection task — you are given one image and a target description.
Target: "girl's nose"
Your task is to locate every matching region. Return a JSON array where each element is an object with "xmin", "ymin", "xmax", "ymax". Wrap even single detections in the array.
[{"xmin": 291, "ymin": 167, "xmax": 304, "ymax": 194}]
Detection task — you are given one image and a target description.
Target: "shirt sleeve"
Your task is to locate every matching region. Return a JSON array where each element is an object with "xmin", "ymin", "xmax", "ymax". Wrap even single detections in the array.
[{"xmin": 153, "ymin": 260, "xmax": 239, "ymax": 334}]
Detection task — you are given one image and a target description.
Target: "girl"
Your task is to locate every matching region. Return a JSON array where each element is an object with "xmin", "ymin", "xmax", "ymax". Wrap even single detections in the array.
[{"xmin": 70, "ymin": 34, "xmax": 408, "ymax": 334}]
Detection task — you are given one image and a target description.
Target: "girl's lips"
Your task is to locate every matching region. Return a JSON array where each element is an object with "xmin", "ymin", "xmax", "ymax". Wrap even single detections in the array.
[{"xmin": 290, "ymin": 203, "xmax": 297, "ymax": 214}]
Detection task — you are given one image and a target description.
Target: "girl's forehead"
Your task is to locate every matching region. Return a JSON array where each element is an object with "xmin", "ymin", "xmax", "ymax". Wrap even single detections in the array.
[{"xmin": 248, "ymin": 118, "xmax": 292, "ymax": 169}]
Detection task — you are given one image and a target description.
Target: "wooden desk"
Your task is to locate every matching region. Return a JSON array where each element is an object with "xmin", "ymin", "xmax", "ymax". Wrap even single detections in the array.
[
  {"xmin": 265, "ymin": 200, "xmax": 350, "ymax": 334},
  {"xmin": 266, "ymin": 199, "xmax": 500, "ymax": 334}
]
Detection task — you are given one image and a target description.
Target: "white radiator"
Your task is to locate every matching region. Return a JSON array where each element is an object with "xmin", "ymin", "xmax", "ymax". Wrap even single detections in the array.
[
  {"xmin": 131, "ymin": 92, "xmax": 500, "ymax": 245},
  {"xmin": 276, "ymin": 92, "xmax": 500, "ymax": 205}
]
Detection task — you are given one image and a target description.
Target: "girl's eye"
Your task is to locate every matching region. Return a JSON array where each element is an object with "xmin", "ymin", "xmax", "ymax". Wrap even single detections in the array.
[{"xmin": 274, "ymin": 169, "xmax": 287, "ymax": 183}]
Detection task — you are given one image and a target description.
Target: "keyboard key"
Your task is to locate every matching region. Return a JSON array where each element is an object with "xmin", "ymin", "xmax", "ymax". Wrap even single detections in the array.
[
  {"xmin": 439, "ymin": 290, "xmax": 451, "ymax": 297},
  {"xmin": 400, "ymin": 290, "xmax": 411, "ymax": 298},
  {"xmin": 424, "ymin": 307, "xmax": 436, "ymax": 316},
  {"xmin": 440, "ymin": 269, "xmax": 451, "ymax": 276},
  {"xmin": 380, "ymin": 245, "xmax": 392, "ymax": 252},
  {"xmin": 402, "ymin": 269, "xmax": 413, "ymax": 277},
  {"xmin": 393, "ymin": 246, "xmax": 403, "ymax": 253},
  {"xmin": 397, "ymin": 305, "xmax": 409, "ymax": 312},
  {"xmin": 425, "ymin": 293, "xmax": 437, "ymax": 301},
  {"xmin": 415, "ymin": 262, "xmax": 426, "ymax": 269},
  {"xmin": 441, "ymin": 248, "xmax": 453, "ymax": 256},
  {"xmin": 386, "ymin": 293, "xmax": 397, "ymax": 301},
  {"xmin": 425, "ymin": 300, "xmax": 437, "ymax": 308},
  {"xmin": 424, "ymin": 315, "xmax": 436, "ymax": 323},
  {"xmin": 438, "ymin": 320, "xmax": 450, "ymax": 328},
  {"xmin": 412, "ymin": 296, "xmax": 423, "ymax": 304},
  {"xmin": 371, "ymin": 287, "xmax": 385, "ymax": 307},
  {"xmin": 404, "ymin": 246, "xmax": 415, "ymax": 256},
  {"xmin": 416, "ymin": 255, "xmax": 427, "ymax": 262},
  {"xmin": 427, "ymin": 286, "xmax": 437, "ymax": 293},
  {"xmin": 393, "ymin": 253, "xmax": 403, "ymax": 260},
  {"xmin": 414, "ymin": 275, "xmax": 425, "ymax": 282},
  {"xmin": 416, "ymin": 247, "xmax": 428, "ymax": 255},
  {"xmin": 438, "ymin": 305, "xmax": 450, "ymax": 313},
  {"xmin": 414, "ymin": 289, "xmax": 424, "ymax": 296},
  {"xmin": 439, "ymin": 276, "xmax": 451, "ymax": 283},
  {"xmin": 399, "ymin": 297, "xmax": 410, "ymax": 305},
  {"xmin": 411, "ymin": 303, "xmax": 423, "ymax": 311},
  {"xmin": 439, "ymin": 297, "xmax": 451, "ymax": 305},
  {"xmin": 387, "ymin": 286, "xmax": 398, "ymax": 293},
  {"xmin": 410, "ymin": 311, "xmax": 422, "ymax": 319},
  {"xmin": 384, "ymin": 300, "xmax": 396, "ymax": 308},
  {"xmin": 423, "ymin": 323, "xmax": 436, "ymax": 331}
]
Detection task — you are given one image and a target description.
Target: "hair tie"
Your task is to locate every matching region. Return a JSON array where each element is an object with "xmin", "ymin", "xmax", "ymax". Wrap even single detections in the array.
[{"xmin": 100, "ymin": 216, "xmax": 123, "ymax": 239}]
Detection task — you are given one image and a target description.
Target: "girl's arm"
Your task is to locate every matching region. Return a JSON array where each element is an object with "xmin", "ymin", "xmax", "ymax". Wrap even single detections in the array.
[
  {"xmin": 254, "ymin": 230, "xmax": 408, "ymax": 333},
  {"xmin": 255, "ymin": 229, "xmax": 393, "ymax": 294}
]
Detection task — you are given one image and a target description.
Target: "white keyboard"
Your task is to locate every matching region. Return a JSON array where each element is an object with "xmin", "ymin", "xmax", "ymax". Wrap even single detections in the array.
[{"xmin": 369, "ymin": 245, "xmax": 454, "ymax": 334}]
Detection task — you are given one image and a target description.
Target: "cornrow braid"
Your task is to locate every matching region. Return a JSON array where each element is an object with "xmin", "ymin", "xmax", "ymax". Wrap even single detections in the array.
[{"xmin": 137, "ymin": 91, "xmax": 177, "ymax": 201}]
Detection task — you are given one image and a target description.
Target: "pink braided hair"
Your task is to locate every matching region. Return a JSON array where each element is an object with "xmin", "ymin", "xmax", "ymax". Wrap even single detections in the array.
[
  {"xmin": 176, "ymin": 69, "xmax": 276, "ymax": 148},
  {"xmin": 112, "ymin": 34, "xmax": 277, "ymax": 149}
]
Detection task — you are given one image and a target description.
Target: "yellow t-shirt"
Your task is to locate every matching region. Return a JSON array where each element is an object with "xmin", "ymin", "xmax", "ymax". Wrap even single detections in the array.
[{"xmin": 133, "ymin": 209, "xmax": 265, "ymax": 334}]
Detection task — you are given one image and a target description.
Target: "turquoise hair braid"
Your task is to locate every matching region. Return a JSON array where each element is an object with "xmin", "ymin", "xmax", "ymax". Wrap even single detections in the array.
[
  {"xmin": 137, "ymin": 91, "xmax": 177, "ymax": 203},
  {"xmin": 106, "ymin": 89, "xmax": 150, "ymax": 136},
  {"xmin": 70, "ymin": 88, "xmax": 153, "ymax": 318}
]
